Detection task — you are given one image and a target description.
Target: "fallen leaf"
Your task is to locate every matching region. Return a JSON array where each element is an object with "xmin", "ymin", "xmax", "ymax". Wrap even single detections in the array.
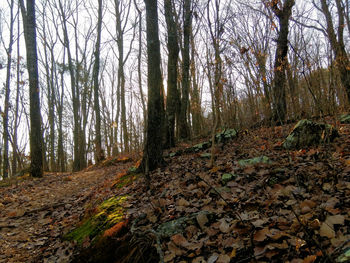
[
  {"xmin": 251, "ymin": 219, "xmax": 267, "ymax": 228},
  {"xmin": 294, "ymin": 238, "xmax": 306, "ymax": 251},
  {"xmin": 164, "ymin": 252, "xmax": 175, "ymax": 262},
  {"xmin": 303, "ymin": 255, "xmax": 317, "ymax": 263},
  {"xmin": 309, "ymin": 219, "xmax": 321, "ymax": 229},
  {"xmin": 196, "ymin": 213, "xmax": 208, "ymax": 229},
  {"xmin": 326, "ymin": 214, "xmax": 345, "ymax": 226},
  {"xmin": 254, "ymin": 246, "xmax": 266, "ymax": 258},
  {"xmin": 217, "ymin": 254, "xmax": 230, "ymax": 263},
  {"xmin": 219, "ymin": 219, "xmax": 230, "ymax": 233},
  {"xmin": 319, "ymin": 222, "xmax": 335, "ymax": 238},
  {"xmin": 178, "ymin": 198, "xmax": 190, "ymax": 207},
  {"xmin": 322, "ymin": 183, "xmax": 332, "ymax": 191},
  {"xmin": 331, "ymin": 234, "xmax": 350, "ymax": 247},
  {"xmin": 192, "ymin": 256, "xmax": 205, "ymax": 263},
  {"xmin": 300, "ymin": 200, "xmax": 317, "ymax": 214},
  {"xmin": 208, "ymin": 253, "xmax": 219, "ymax": 263},
  {"xmin": 254, "ymin": 227, "xmax": 271, "ymax": 242},
  {"xmin": 230, "ymin": 248, "xmax": 237, "ymax": 258},
  {"xmin": 209, "ymin": 166, "xmax": 220, "ymax": 173},
  {"xmin": 168, "ymin": 241, "xmax": 184, "ymax": 256},
  {"xmin": 171, "ymin": 234, "xmax": 190, "ymax": 247}
]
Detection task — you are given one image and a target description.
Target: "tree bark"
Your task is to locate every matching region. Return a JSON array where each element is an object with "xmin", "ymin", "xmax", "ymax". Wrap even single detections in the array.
[
  {"xmin": 93, "ymin": 0, "xmax": 105, "ymax": 163},
  {"xmin": 12, "ymin": 6, "xmax": 21, "ymax": 176},
  {"xmin": 115, "ymin": 0, "xmax": 129, "ymax": 153},
  {"xmin": 164, "ymin": 0, "xmax": 180, "ymax": 148},
  {"xmin": 179, "ymin": 0, "xmax": 192, "ymax": 139},
  {"xmin": 19, "ymin": 0, "xmax": 43, "ymax": 177},
  {"xmin": 142, "ymin": 0, "xmax": 164, "ymax": 174},
  {"xmin": 2, "ymin": 0, "xmax": 15, "ymax": 178},
  {"xmin": 271, "ymin": 0, "xmax": 295, "ymax": 123},
  {"xmin": 320, "ymin": 0, "xmax": 350, "ymax": 104},
  {"xmin": 134, "ymin": 1, "xmax": 146, "ymax": 141}
]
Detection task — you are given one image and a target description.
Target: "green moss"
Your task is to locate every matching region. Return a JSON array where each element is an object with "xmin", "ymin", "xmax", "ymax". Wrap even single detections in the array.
[
  {"xmin": 340, "ymin": 114, "xmax": 350, "ymax": 124},
  {"xmin": 113, "ymin": 174, "xmax": 140, "ymax": 189},
  {"xmin": 221, "ymin": 173, "xmax": 236, "ymax": 185},
  {"xmin": 65, "ymin": 195, "xmax": 127, "ymax": 245},
  {"xmin": 283, "ymin": 119, "xmax": 339, "ymax": 149},
  {"xmin": 238, "ymin": 156, "xmax": 271, "ymax": 167}
]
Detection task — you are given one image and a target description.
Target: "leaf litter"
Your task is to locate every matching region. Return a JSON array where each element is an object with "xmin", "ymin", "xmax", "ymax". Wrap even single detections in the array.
[{"xmin": 0, "ymin": 119, "xmax": 350, "ymax": 262}]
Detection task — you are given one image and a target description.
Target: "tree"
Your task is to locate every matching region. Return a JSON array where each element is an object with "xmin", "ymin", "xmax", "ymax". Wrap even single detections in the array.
[
  {"xmin": 141, "ymin": 0, "xmax": 164, "ymax": 175},
  {"xmin": 57, "ymin": 0, "xmax": 82, "ymax": 171},
  {"xmin": 179, "ymin": 0, "xmax": 192, "ymax": 139},
  {"xmin": 320, "ymin": 0, "xmax": 350, "ymax": 104},
  {"xmin": 2, "ymin": 0, "xmax": 15, "ymax": 178},
  {"xmin": 164, "ymin": 0, "xmax": 180, "ymax": 148},
  {"xmin": 12, "ymin": 3, "xmax": 22, "ymax": 176},
  {"xmin": 113, "ymin": 0, "xmax": 134, "ymax": 153},
  {"xmin": 19, "ymin": 0, "xmax": 43, "ymax": 177},
  {"xmin": 270, "ymin": 0, "xmax": 295, "ymax": 123},
  {"xmin": 93, "ymin": 0, "xmax": 105, "ymax": 163}
]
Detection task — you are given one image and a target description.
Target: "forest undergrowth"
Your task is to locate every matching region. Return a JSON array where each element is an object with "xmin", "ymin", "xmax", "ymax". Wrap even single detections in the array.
[{"xmin": 0, "ymin": 118, "xmax": 349, "ymax": 263}]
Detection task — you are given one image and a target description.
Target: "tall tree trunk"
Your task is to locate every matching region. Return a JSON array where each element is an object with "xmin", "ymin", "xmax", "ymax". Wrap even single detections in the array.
[
  {"xmin": 271, "ymin": 0, "xmax": 295, "ymax": 123},
  {"xmin": 58, "ymin": 0, "xmax": 81, "ymax": 171},
  {"xmin": 164, "ymin": 0, "xmax": 180, "ymax": 148},
  {"xmin": 12, "ymin": 6, "xmax": 21, "ymax": 176},
  {"xmin": 320, "ymin": 0, "xmax": 350, "ymax": 104},
  {"xmin": 57, "ymin": 50, "xmax": 65, "ymax": 172},
  {"xmin": 190, "ymin": 31, "xmax": 201, "ymax": 136},
  {"xmin": 41, "ymin": 6, "xmax": 56, "ymax": 172},
  {"xmin": 115, "ymin": 0, "xmax": 130, "ymax": 153},
  {"xmin": 142, "ymin": 0, "xmax": 164, "ymax": 174},
  {"xmin": 93, "ymin": 0, "xmax": 105, "ymax": 163},
  {"xmin": 19, "ymin": 0, "xmax": 43, "ymax": 177},
  {"xmin": 134, "ymin": 2, "xmax": 146, "ymax": 139},
  {"xmin": 2, "ymin": 0, "xmax": 15, "ymax": 178},
  {"xmin": 179, "ymin": 0, "xmax": 192, "ymax": 139}
]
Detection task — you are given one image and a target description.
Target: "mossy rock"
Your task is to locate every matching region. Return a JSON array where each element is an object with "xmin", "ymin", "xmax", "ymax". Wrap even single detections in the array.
[
  {"xmin": 337, "ymin": 248, "xmax": 350, "ymax": 263},
  {"xmin": 156, "ymin": 211, "xmax": 215, "ymax": 238},
  {"xmin": 283, "ymin": 119, "xmax": 339, "ymax": 149},
  {"xmin": 65, "ymin": 195, "xmax": 127, "ymax": 245},
  {"xmin": 221, "ymin": 173, "xmax": 237, "ymax": 185},
  {"xmin": 238, "ymin": 156, "xmax": 271, "ymax": 167},
  {"xmin": 200, "ymin": 153, "xmax": 211, "ymax": 158},
  {"xmin": 128, "ymin": 166, "xmax": 138, "ymax": 173},
  {"xmin": 112, "ymin": 172, "xmax": 140, "ymax": 189},
  {"xmin": 193, "ymin": 142, "xmax": 212, "ymax": 152},
  {"xmin": 340, "ymin": 114, "xmax": 350, "ymax": 124},
  {"xmin": 215, "ymin": 128, "xmax": 238, "ymax": 143},
  {"xmin": 183, "ymin": 128, "xmax": 238, "ymax": 154}
]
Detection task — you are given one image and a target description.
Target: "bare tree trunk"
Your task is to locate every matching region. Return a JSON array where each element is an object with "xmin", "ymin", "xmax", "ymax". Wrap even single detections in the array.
[
  {"xmin": 164, "ymin": 0, "xmax": 180, "ymax": 148},
  {"xmin": 57, "ymin": 0, "xmax": 81, "ymax": 171},
  {"xmin": 19, "ymin": 0, "xmax": 43, "ymax": 177},
  {"xmin": 179, "ymin": 0, "xmax": 192, "ymax": 140},
  {"xmin": 190, "ymin": 31, "xmax": 201, "ymax": 136},
  {"xmin": 12, "ymin": 5, "xmax": 21, "ymax": 176},
  {"xmin": 2, "ymin": 0, "xmax": 15, "ymax": 178},
  {"xmin": 134, "ymin": 1, "xmax": 147, "ymax": 141},
  {"xmin": 40, "ymin": 3, "xmax": 56, "ymax": 172},
  {"xmin": 271, "ymin": 0, "xmax": 295, "ymax": 123},
  {"xmin": 93, "ymin": 0, "xmax": 104, "ymax": 163},
  {"xmin": 142, "ymin": 0, "xmax": 164, "ymax": 175},
  {"xmin": 320, "ymin": 0, "xmax": 350, "ymax": 104}
]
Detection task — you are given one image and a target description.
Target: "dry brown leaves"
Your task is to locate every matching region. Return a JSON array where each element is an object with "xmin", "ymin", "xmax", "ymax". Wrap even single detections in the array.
[{"xmin": 126, "ymin": 120, "xmax": 350, "ymax": 262}]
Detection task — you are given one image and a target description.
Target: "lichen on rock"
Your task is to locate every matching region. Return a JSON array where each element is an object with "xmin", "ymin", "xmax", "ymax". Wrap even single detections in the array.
[{"xmin": 283, "ymin": 119, "xmax": 339, "ymax": 149}]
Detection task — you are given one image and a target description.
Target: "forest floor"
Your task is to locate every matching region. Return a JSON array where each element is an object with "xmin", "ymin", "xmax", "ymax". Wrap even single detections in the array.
[
  {"xmin": 0, "ymin": 118, "xmax": 350, "ymax": 263},
  {"xmin": 0, "ymin": 161, "xmax": 132, "ymax": 262}
]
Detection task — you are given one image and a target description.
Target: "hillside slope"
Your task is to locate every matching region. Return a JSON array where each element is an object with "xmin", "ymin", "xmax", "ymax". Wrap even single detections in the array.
[{"xmin": 1, "ymin": 119, "xmax": 349, "ymax": 263}]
